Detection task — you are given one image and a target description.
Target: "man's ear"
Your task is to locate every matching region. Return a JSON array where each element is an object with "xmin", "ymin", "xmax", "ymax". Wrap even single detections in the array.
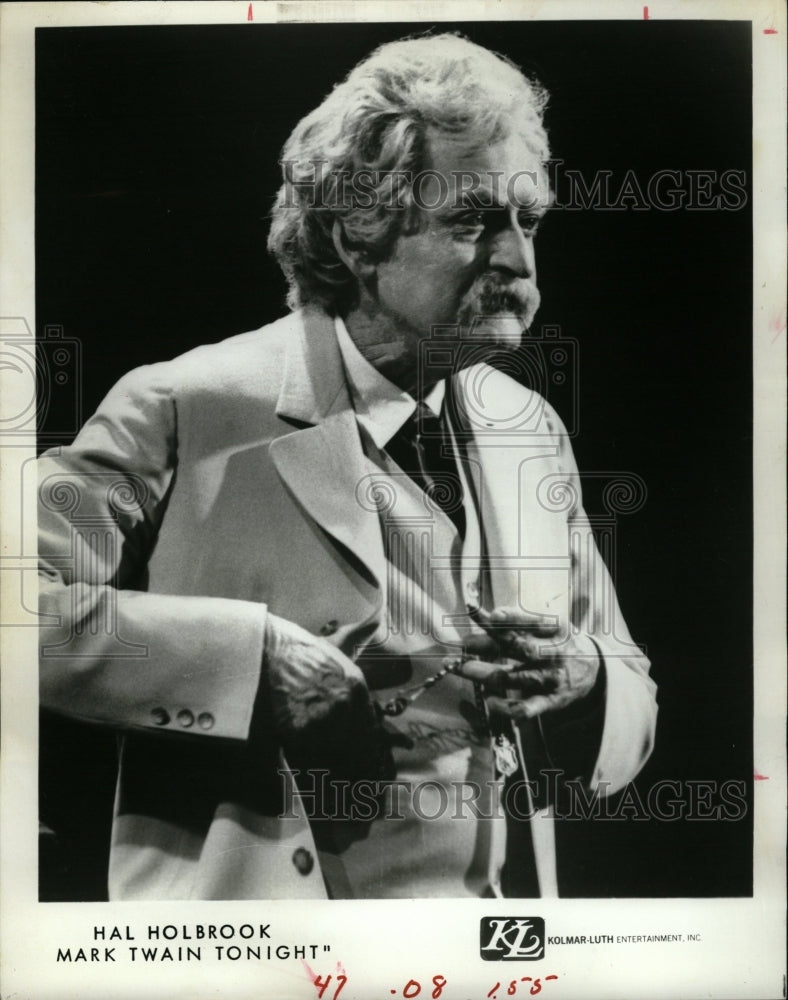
[{"xmin": 332, "ymin": 219, "xmax": 377, "ymax": 280}]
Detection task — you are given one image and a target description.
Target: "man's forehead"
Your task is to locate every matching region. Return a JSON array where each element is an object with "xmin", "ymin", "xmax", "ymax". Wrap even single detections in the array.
[{"xmin": 421, "ymin": 129, "xmax": 549, "ymax": 211}]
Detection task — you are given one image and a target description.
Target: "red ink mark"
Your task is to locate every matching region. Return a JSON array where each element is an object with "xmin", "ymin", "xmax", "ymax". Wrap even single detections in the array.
[
  {"xmin": 337, "ymin": 961, "xmax": 346, "ymax": 977},
  {"xmin": 305, "ymin": 967, "xmax": 348, "ymax": 1000},
  {"xmin": 754, "ymin": 772, "xmax": 770, "ymax": 780},
  {"xmin": 769, "ymin": 309, "xmax": 786, "ymax": 342},
  {"xmin": 247, "ymin": 2, "xmax": 253, "ymax": 21},
  {"xmin": 763, "ymin": 26, "xmax": 777, "ymax": 33},
  {"xmin": 486, "ymin": 976, "xmax": 558, "ymax": 997},
  {"xmin": 643, "ymin": 6, "xmax": 649, "ymax": 19}
]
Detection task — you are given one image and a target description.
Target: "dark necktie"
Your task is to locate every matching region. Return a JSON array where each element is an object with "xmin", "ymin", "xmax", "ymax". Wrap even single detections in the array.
[{"xmin": 385, "ymin": 401, "xmax": 466, "ymax": 538}]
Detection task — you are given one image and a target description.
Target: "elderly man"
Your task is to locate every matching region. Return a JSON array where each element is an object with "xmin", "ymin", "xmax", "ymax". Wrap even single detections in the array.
[{"xmin": 38, "ymin": 33, "xmax": 657, "ymax": 900}]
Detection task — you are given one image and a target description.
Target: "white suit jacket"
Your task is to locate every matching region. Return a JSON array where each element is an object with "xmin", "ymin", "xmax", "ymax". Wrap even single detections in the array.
[{"xmin": 38, "ymin": 306, "xmax": 657, "ymax": 899}]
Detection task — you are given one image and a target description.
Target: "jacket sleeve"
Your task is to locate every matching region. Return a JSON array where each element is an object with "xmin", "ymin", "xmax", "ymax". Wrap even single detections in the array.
[
  {"xmin": 38, "ymin": 363, "xmax": 266, "ymax": 742},
  {"xmin": 535, "ymin": 407, "xmax": 658, "ymax": 797}
]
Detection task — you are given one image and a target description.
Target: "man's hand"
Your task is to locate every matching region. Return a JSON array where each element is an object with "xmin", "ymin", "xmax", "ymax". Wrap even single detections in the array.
[
  {"xmin": 264, "ymin": 613, "xmax": 369, "ymax": 734},
  {"xmin": 455, "ymin": 606, "xmax": 601, "ymax": 720},
  {"xmin": 261, "ymin": 613, "xmax": 394, "ymax": 788}
]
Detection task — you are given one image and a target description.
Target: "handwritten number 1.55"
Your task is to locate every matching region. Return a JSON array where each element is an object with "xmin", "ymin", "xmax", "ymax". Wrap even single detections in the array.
[
  {"xmin": 313, "ymin": 974, "xmax": 347, "ymax": 1000},
  {"xmin": 487, "ymin": 975, "xmax": 559, "ymax": 998}
]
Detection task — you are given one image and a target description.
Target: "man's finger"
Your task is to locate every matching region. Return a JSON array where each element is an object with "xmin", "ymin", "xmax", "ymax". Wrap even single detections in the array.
[
  {"xmin": 462, "ymin": 632, "xmax": 499, "ymax": 659},
  {"xmin": 498, "ymin": 631, "xmax": 546, "ymax": 663},
  {"xmin": 486, "ymin": 692, "xmax": 560, "ymax": 720},
  {"xmin": 454, "ymin": 658, "xmax": 512, "ymax": 693},
  {"xmin": 466, "ymin": 607, "xmax": 556, "ymax": 661},
  {"xmin": 489, "ymin": 606, "xmax": 561, "ymax": 638},
  {"xmin": 503, "ymin": 666, "xmax": 560, "ymax": 695},
  {"xmin": 486, "ymin": 695, "xmax": 532, "ymax": 720}
]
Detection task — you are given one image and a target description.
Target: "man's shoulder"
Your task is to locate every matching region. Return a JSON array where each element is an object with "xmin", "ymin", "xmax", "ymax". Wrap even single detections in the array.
[
  {"xmin": 454, "ymin": 362, "xmax": 568, "ymax": 439},
  {"xmin": 117, "ymin": 312, "xmax": 303, "ymax": 401},
  {"xmin": 165, "ymin": 311, "xmax": 301, "ymax": 387}
]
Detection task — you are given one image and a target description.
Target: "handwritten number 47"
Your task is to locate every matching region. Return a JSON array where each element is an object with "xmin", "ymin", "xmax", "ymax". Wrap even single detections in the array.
[
  {"xmin": 488, "ymin": 975, "xmax": 559, "ymax": 998},
  {"xmin": 313, "ymin": 974, "xmax": 347, "ymax": 1000}
]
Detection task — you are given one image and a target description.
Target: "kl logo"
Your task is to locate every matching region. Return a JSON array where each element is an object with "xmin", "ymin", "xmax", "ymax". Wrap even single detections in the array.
[{"xmin": 480, "ymin": 917, "xmax": 545, "ymax": 961}]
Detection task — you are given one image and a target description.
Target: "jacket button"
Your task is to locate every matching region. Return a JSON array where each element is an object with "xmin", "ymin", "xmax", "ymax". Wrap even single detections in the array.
[
  {"xmin": 197, "ymin": 712, "xmax": 215, "ymax": 730},
  {"xmin": 292, "ymin": 847, "xmax": 314, "ymax": 876},
  {"xmin": 319, "ymin": 620, "xmax": 339, "ymax": 637},
  {"xmin": 151, "ymin": 707, "xmax": 170, "ymax": 726},
  {"xmin": 177, "ymin": 709, "xmax": 194, "ymax": 728}
]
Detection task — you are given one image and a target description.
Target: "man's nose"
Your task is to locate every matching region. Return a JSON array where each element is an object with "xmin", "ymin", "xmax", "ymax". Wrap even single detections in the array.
[{"xmin": 488, "ymin": 221, "xmax": 536, "ymax": 280}]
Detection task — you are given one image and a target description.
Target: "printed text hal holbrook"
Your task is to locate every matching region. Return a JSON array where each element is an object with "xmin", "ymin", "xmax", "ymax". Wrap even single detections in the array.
[{"xmin": 56, "ymin": 924, "xmax": 332, "ymax": 963}]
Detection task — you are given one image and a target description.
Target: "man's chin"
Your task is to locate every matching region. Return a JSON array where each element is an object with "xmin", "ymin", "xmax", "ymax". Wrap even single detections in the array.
[{"xmin": 459, "ymin": 314, "xmax": 528, "ymax": 350}]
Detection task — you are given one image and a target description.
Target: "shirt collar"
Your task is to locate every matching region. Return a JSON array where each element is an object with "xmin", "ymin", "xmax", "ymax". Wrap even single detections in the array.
[{"xmin": 334, "ymin": 315, "xmax": 446, "ymax": 450}]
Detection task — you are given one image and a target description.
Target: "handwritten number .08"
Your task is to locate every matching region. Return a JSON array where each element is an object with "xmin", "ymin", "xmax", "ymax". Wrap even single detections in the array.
[{"xmin": 399, "ymin": 975, "xmax": 447, "ymax": 998}]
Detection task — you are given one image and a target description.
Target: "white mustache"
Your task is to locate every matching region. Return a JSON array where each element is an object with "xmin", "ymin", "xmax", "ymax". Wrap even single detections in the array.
[{"xmin": 456, "ymin": 275, "xmax": 540, "ymax": 330}]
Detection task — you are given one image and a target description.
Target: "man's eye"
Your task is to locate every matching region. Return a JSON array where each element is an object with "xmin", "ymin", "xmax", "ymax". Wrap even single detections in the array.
[
  {"xmin": 455, "ymin": 211, "xmax": 486, "ymax": 228},
  {"xmin": 452, "ymin": 210, "xmax": 543, "ymax": 237},
  {"xmin": 518, "ymin": 214, "xmax": 542, "ymax": 237}
]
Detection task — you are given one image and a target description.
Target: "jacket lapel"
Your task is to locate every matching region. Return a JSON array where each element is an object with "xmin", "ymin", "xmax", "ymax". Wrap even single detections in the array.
[
  {"xmin": 453, "ymin": 366, "xmax": 562, "ymax": 899},
  {"xmin": 452, "ymin": 365, "xmax": 559, "ymax": 610},
  {"xmin": 270, "ymin": 308, "xmax": 387, "ymax": 593}
]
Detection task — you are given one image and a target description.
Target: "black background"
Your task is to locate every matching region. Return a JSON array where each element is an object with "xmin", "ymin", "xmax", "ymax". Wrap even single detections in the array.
[{"xmin": 36, "ymin": 20, "xmax": 753, "ymax": 900}]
